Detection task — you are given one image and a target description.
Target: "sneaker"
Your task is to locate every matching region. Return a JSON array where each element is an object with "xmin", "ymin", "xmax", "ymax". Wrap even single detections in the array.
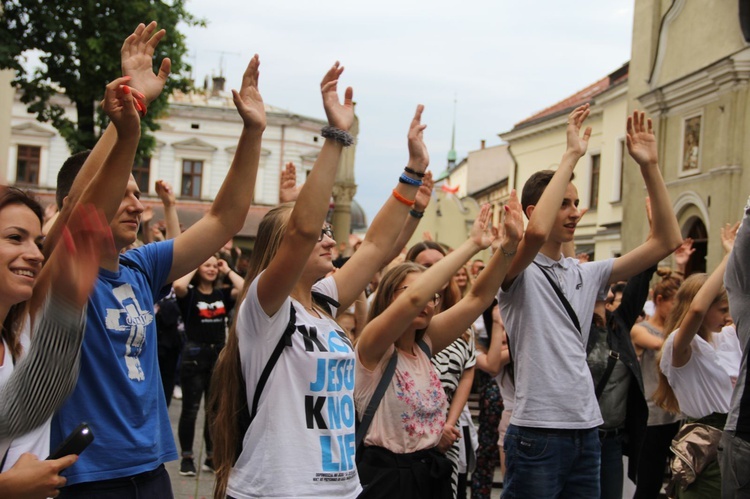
[
  {"xmin": 173, "ymin": 385, "xmax": 183, "ymax": 400},
  {"xmin": 179, "ymin": 457, "xmax": 196, "ymax": 476},
  {"xmin": 201, "ymin": 458, "xmax": 214, "ymax": 473}
]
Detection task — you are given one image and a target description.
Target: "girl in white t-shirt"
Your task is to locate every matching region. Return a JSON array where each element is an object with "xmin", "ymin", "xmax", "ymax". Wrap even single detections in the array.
[
  {"xmin": 655, "ymin": 223, "xmax": 741, "ymax": 498},
  {"xmin": 210, "ymin": 71, "xmax": 434, "ymax": 498},
  {"xmin": 355, "ymin": 196, "xmax": 523, "ymax": 499}
]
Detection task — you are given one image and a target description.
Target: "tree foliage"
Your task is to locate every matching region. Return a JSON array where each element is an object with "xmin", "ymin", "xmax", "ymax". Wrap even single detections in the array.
[{"xmin": 0, "ymin": 1, "xmax": 204, "ymax": 157}]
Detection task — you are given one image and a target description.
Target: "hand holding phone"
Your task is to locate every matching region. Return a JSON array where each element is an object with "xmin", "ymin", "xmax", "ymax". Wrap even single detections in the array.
[{"xmin": 47, "ymin": 423, "xmax": 94, "ymax": 460}]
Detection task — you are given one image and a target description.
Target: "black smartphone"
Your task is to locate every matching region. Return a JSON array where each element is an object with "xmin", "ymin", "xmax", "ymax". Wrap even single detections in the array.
[{"xmin": 47, "ymin": 422, "xmax": 94, "ymax": 460}]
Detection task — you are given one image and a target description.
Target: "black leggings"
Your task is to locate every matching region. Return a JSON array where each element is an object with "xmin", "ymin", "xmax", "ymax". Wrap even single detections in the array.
[{"xmin": 178, "ymin": 342, "xmax": 223, "ymax": 457}]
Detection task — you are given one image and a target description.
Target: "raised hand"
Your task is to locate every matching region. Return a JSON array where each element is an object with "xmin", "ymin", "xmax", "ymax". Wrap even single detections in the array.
[
  {"xmin": 101, "ymin": 76, "xmax": 140, "ymax": 136},
  {"xmin": 413, "ymin": 171, "xmax": 434, "ymax": 212},
  {"xmin": 673, "ymin": 238, "xmax": 695, "ymax": 267},
  {"xmin": 279, "ymin": 162, "xmax": 302, "ymax": 203},
  {"xmin": 155, "ymin": 179, "xmax": 175, "ymax": 207},
  {"xmin": 121, "ymin": 21, "xmax": 171, "ymax": 104},
  {"xmin": 566, "ymin": 104, "xmax": 592, "ymax": 158},
  {"xmin": 321, "ymin": 62, "xmax": 354, "ymax": 132},
  {"xmin": 501, "ymin": 189, "xmax": 524, "ymax": 251},
  {"xmin": 407, "ymin": 105, "xmax": 429, "ymax": 170},
  {"xmin": 217, "ymin": 259, "xmax": 231, "ymax": 275},
  {"xmin": 721, "ymin": 222, "xmax": 740, "ymax": 254},
  {"xmin": 51, "ymin": 204, "xmax": 115, "ymax": 308},
  {"xmin": 469, "ymin": 204, "xmax": 494, "ymax": 250},
  {"xmin": 627, "ymin": 110, "xmax": 658, "ymax": 167},
  {"xmin": 232, "ymin": 54, "xmax": 266, "ymax": 131}
]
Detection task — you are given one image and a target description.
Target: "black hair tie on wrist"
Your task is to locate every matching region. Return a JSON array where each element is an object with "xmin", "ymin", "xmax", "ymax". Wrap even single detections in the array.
[{"xmin": 404, "ymin": 166, "xmax": 426, "ymax": 178}]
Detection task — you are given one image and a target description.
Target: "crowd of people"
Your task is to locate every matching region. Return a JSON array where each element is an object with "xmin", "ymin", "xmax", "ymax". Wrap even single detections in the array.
[{"xmin": 0, "ymin": 19, "xmax": 749, "ymax": 499}]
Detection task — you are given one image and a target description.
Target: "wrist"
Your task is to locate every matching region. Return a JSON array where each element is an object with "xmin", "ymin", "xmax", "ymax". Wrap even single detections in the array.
[
  {"xmin": 500, "ymin": 240, "xmax": 518, "ymax": 257},
  {"xmin": 405, "ymin": 161, "xmax": 428, "ymax": 172}
]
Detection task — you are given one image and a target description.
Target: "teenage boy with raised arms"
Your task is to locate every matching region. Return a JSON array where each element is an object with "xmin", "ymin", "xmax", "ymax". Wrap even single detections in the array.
[{"xmin": 497, "ymin": 105, "xmax": 682, "ymax": 497}]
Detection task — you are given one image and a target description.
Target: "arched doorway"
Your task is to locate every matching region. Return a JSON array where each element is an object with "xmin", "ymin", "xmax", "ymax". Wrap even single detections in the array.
[{"xmin": 683, "ymin": 216, "xmax": 707, "ymax": 275}]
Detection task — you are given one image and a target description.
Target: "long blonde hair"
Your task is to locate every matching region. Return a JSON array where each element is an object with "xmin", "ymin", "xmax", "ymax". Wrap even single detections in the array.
[
  {"xmin": 652, "ymin": 273, "xmax": 727, "ymax": 414},
  {"xmin": 209, "ymin": 204, "xmax": 293, "ymax": 499}
]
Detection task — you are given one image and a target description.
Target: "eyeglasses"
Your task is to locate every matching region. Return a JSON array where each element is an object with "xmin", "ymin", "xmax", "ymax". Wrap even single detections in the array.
[
  {"xmin": 395, "ymin": 286, "xmax": 441, "ymax": 306},
  {"xmin": 319, "ymin": 226, "xmax": 334, "ymax": 242}
]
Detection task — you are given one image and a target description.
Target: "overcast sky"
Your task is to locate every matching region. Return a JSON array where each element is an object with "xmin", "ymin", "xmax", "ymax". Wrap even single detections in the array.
[{"xmin": 181, "ymin": 0, "xmax": 634, "ymax": 222}]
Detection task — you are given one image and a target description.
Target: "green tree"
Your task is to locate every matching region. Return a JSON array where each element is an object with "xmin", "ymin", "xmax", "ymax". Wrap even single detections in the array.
[{"xmin": 0, "ymin": 1, "xmax": 204, "ymax": 157}]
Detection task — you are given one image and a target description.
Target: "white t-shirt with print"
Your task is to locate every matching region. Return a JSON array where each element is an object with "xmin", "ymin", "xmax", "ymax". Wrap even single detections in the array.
[
  {"xmin": 660, "ymin": 325, "xmax": 742, "ymax": 419},
  {"xmin": 227, "ymin": 275, "xmax": 361, "ymax": 499}
]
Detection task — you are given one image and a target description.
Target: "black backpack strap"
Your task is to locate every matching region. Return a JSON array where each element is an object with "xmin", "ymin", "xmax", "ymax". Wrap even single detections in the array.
[
  {"xmin": 250, "ymin": 303, "xmax": 297, "ymax": 419},
  {"xmin": 595, "ymin": 351, "xmax": 620, "ymax": 399},
  {"xmin": 356, "ymin": 349, "xmax": 398, "ymax": 451},
  {"xmin": 533, "ymin": 262, "xmax": 582, "ymax": 336},
  {"xmin": 311, "ymin": 291, "xmax": 340, "ymax": 316},
  {"xmin": 416, "ymin": 338, "xmax": 431, "ymax": 358},
  {"xmin": 235, "ymin": 302, "xmax": 297, "ymax": 462}
]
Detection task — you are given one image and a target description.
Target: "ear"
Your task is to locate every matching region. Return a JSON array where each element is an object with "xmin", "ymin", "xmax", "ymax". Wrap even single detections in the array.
[{"xmin": 525, "ymin": 204, "xmax": 535, "ymax": 220}]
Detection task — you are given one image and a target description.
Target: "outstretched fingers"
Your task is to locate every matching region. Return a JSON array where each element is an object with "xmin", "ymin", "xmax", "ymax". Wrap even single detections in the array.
[{"xmin": 241, "ymin": 54, "xmax": 260, "ymax": 91}]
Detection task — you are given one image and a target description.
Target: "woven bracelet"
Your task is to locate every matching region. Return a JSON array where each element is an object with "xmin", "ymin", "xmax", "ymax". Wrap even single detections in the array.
[{"xmin": 321, "ymin": 126, "xmax": 355, "ymax": 146}]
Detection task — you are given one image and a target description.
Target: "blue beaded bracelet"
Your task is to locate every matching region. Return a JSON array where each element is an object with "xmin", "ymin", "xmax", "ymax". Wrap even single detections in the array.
[{"xmin": 399, "ymin": 173, "xmax": 422, "ymax": 187}]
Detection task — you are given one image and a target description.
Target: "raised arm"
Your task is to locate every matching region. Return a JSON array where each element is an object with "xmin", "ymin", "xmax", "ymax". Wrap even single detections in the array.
[
  {"xmin": 671, "ymin": 223, "xmax": 737, "ymax": 367},
  {"xmin": 610, "ymin": 111, "xmax": 682, "ymax": 283},
  {"xmin": 357, "ymin": 205, "xmax": 494, "ymax": 369},
  {"xmin": 385, "ymin": 171, "xmax": 435, "ymax": 264},
  {"xmin": 256, "ymin": 62, "xmax": 354, "ymax": 316},
  {"xmin": 45, "ymin": 22, "xmax": 169, "ymax": 256},
  {"xmin": 502, "ymin": 104, "xmax": 591, "ymax": 288},
  {"xmin": 167, "ymin": 55, "xmax": 266, "ymax": 283},
  {"xmin": 429, "ymin": 191, "xmax": 524, "ymax": 352},
  {"xmin": 4, "ymin": 205, "xmax": 111, "ymax": 439},
  {"xmin": 217, "ymin": 259, "xmax": 244, "ymax": 299},
  {"xmin": 333, "ymin": 105, "xmax": 429, "ymax": 310},
  {"xmin": 155, "ymin": 180, "xmax": 181, "ymax": 240},
  {"xmin": 475, "ymin": 305, "xmax": 511, "ymax": 376}
]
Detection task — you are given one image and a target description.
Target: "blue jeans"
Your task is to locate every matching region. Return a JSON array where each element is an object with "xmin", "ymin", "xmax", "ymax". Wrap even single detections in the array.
[
  {"xmin": 502, "ymin": 424, "xmax": 600, "ymax": 498},
  {"xmin": 599, "ymin": 430, "xmax": 625, "ymax": 499},
  {"xmin": 58, "ymin": 464, "xmax": 173, "ymax": 499}
]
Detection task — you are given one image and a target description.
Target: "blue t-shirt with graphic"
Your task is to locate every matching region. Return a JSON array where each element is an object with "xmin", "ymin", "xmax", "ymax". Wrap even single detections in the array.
[{"xmin": 51, "ymin": 241, "xmax": 177, "ymax": 485}]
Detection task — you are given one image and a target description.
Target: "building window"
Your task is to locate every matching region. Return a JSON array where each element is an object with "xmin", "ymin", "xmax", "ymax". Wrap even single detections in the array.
[
  {"xmin": 181, "ymin": 159, "xmax": 203, "ymax": 198},
  {"xmin": 590, "ymin": 153, "xmax": 601, "ymax": 210},
  {"xmin": 16, "ymin": 145, "xmax": 40, "ymax": 185},
  {"xmin": 133, "ymin": 157, "xmax": 150, "ymax": 193}
]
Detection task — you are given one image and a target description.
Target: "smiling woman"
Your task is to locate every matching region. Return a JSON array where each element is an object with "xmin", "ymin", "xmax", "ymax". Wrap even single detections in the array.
[
  {"xmin": 0, "ymin": 188, "xmax": 45, "ymax": 358},
  {"xmin": 0, "ymin": 187, "xmax": 111, "ymax": 498}
]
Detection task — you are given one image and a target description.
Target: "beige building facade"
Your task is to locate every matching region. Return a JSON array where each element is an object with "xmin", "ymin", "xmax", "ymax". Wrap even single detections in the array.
[
  {"xmin": 624, "ymin": 0, "xmax": 750, "ymax": 273},
  {"xmin": 4, "ymin": 80, "xmax": 361, "ymax": 243}
]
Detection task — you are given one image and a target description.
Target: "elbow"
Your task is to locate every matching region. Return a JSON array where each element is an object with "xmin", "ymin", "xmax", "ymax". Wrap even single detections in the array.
[{"xmin": 524, "ymin": 226, "xmax": 547, "ymax": 247}]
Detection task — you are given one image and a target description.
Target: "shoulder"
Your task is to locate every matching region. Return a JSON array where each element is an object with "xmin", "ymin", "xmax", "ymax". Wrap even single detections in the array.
[{"xmin": 120, "ymin": 240, "xmax": 174, "ymax": 273}]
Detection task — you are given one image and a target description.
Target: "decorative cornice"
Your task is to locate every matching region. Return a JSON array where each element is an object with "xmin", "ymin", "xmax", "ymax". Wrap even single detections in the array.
[
  {"xmin": 639, "ymin": 48, "xmax": 750, "ymax": 116},
  {"xmin": 11, "ymin": 122, "xmax": 56, "ymax": 138},
  {"xmin": 171, "ymin": 137, "xmax": 217, "ymax": 152}
]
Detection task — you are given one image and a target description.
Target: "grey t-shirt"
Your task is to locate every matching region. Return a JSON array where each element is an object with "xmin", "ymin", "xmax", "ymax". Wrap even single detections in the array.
[
  {"xmin": 499, "ymin": 253, "xmax": 613, "ymax": 429},
  {"xmin": 726, "ymin": 197, "xmax": 750, "ymax": 433},
  {"xmin": 637, "ymin": 320, "xmax": 681, "ymax": 426}
]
